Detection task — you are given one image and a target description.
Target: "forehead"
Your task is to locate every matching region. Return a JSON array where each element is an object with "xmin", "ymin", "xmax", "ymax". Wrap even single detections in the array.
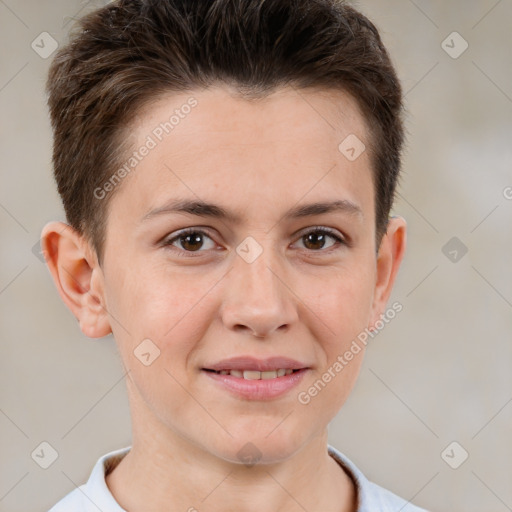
[
  {"xmin": 134, "ymin": 84, "xmax": 368, "ymax": 149},
  {"xmin": 108, "ymin": 85, "xmax": 374, "ymax": 226}
]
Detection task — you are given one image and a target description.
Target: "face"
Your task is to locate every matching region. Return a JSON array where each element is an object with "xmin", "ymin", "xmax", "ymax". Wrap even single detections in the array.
[{"xmin": 88, "ymin": 85, "xmax": 399, "ymax": 464}]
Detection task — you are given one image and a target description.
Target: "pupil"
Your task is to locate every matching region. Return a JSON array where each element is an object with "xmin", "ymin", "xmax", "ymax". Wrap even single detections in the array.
[
  {"xmin": 182, "ymin": 233, "xmax": 202, "ymax": 251},
  {"xmin": 305, "ymin": 232, "xmax": 325, "ymax": 250}
]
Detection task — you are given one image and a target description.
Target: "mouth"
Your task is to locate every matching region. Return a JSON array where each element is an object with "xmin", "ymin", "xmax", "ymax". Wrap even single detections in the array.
[
  {"xmin": 202, "ymin": 368, "xmax": 302, "ymax": 380},
  {"xmin": 200, "ymin": 356, "xmax": 310, "ymax": 400}
]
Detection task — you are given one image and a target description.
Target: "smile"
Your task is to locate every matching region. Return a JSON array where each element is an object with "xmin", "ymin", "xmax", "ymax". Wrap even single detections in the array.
[
  {"xmin": 205, "ymin": 368, "xmax": 299, "ymax": 379},
  {"xmin": 202, "ymin": 368, "xmax": 308, "ymax": 400}
]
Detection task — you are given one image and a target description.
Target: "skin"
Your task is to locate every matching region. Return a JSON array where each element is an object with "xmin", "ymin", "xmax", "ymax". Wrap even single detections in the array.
[{"xmin": 41, "ymin": 85, "xmax": 406, "ymax": 512}]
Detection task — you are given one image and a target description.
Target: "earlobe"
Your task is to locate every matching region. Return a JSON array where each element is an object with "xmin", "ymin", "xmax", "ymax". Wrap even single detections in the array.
[
  {"xmin": 369, "ymin": 216, "xmax": 407, "ymax": 329},
  {"xmin": 40, "ymin": 221, "xmax": 112, "ymax": 338}
]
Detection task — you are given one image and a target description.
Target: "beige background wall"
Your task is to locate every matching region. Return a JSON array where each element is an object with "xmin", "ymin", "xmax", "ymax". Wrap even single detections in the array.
[{"xmin": 1, "ymin": 1, "xmax": 511, "ymax": 511}]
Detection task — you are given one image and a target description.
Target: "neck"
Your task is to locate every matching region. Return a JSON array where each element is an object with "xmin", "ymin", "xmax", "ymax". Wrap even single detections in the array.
[{"xmin": 106, "ymin": 383, "xmax": 357, "ymax": 512}]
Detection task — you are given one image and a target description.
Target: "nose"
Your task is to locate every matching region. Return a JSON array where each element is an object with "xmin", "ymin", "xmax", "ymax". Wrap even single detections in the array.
[{"xmin": 220, "ymin": 244, "xmax": 298, "ymax": 339}]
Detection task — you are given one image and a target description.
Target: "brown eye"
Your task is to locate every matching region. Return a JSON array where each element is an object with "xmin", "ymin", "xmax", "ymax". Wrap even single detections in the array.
[
  {"xmin": 296, "ymin": 228, "xmax": 345, "ymax": 252},
  {"xmin": 164, "ymin": 229, "xmax": 216, "ymax": 253}
]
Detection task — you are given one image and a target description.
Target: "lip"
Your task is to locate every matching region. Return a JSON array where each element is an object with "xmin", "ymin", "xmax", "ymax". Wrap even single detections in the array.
[
  {"xmin": 202, "ymin": 368, "xmax": 309, "ymax": 400},
  {"xmin": 201, "ymin": 356, "xmax": 310, "ymax": 401},
  {"xmin": 203, "ymin": 355, "xmax": 309, "ymax": 372}
]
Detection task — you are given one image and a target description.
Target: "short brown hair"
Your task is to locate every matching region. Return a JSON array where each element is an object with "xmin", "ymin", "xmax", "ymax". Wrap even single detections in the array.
[{"xmin": 46, "ymin": 0, "xmax": 405, "ymax": 263}]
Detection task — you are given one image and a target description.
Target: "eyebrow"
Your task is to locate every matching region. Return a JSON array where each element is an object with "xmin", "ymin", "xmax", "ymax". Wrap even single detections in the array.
[{"xmin": 141, "ymin": 198, "xmax": 363, "ymax": 224}]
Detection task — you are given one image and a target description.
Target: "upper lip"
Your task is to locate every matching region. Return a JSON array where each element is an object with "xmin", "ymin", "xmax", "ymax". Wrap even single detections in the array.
[{"xmin": 203, "ymin": 356, "xmax": 309, "ymax": 372}]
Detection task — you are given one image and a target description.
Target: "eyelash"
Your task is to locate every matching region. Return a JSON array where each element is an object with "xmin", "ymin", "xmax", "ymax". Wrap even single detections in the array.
[{"xmin": 162, "ymin": 227, "xmax": 346, "ymax": 257}]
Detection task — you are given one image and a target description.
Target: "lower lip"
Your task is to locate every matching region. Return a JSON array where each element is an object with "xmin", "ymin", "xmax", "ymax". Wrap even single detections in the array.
[{"xmin": 202, "ymin": 369, "xmax": 309, "ymax": 400}]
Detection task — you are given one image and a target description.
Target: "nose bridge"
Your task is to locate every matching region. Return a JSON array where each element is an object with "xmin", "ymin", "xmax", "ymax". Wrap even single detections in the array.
[
  {"xmin": 222, "ymin": 235, "xmax": 297, "ymax": 336},
  {"xmin": 238, "ymin": 233, "xmax": 285, "ymax": 299}
]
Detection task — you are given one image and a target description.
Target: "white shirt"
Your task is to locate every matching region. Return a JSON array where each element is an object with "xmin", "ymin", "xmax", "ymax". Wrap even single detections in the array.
[{"xmin": 48, "ymin": 445, "xmax": 429, "ymax": 511}]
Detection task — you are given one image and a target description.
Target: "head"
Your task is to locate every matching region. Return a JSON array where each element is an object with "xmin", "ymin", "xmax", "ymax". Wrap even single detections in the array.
[{"xmin": 42, "ymin": 0, "xmax": 407, "ymax": 465}]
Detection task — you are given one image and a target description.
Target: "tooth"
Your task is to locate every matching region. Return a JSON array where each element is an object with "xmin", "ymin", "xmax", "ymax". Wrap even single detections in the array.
[
  {"xmin": 243, "ymin": 370, "xmax": 261, "ymax": 380},
  {"xmin": 223, "ymin": 369, "xmax": 294, "ymax": 379}
]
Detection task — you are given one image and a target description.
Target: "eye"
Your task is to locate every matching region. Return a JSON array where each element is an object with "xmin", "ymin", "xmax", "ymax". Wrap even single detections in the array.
[
  {"xmin": 162, "ymin": 226, "xmax": 346, "ymax": 257},
  {"xmin": 162, "ymin": 228, "xmax": 217, "ymax": 255},
  {"xmin": 294, "ymin": 227, "xmax": 345, "ymax": 252}
]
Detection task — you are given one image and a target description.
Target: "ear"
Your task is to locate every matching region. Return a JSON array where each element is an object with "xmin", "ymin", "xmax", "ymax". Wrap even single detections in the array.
[
  {"xmin": 368, "ymin": 216, "xmax": 407, "ymax": 329},
  {"xmin": 40, "ymin": 221, "xmax": 112, "ymax": 338}
]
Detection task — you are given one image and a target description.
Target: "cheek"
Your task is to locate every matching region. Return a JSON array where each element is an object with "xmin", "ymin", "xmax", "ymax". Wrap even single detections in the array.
[
  {"xmin": 300, "ymin": 260, "xmax": 376, "ymax": 344},
  {"xmin": 108, "ymin": 258, "xmax": 181, "ymax": 323},
  {"xmin": 295, "ymin": 264, "xmax": 373, "ymax": 410},
  {"xmin": 106, "ymin": 260, "xmax": 219, "ymax": 360},
  {"xmin": 106, "ymin": 264, "xmax": 213, "ymax": 419}
]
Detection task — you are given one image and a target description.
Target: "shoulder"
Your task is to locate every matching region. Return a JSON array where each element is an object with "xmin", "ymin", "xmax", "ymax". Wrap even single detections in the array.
[
  {"xmin": 46, "ymin": 446, "xmax": 131, "ymax": 512},
  {"xmin": 362, "ymin": 480, "xmax": 429, "ymax": 512},
  {"xmin": 327, "ymin": 445, "xmax": 429, "ymax": 512}
]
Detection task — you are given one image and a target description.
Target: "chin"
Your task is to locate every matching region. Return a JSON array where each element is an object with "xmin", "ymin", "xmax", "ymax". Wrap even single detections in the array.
[{"xmin": 212, "ymin": 424, "xmax": 309, "ymax": 466}]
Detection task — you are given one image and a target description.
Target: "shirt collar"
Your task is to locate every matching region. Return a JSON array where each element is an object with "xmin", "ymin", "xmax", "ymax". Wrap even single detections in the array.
[{"xmin": 84, "ymin": 444, "xmax": 368, "ymax": 512}]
